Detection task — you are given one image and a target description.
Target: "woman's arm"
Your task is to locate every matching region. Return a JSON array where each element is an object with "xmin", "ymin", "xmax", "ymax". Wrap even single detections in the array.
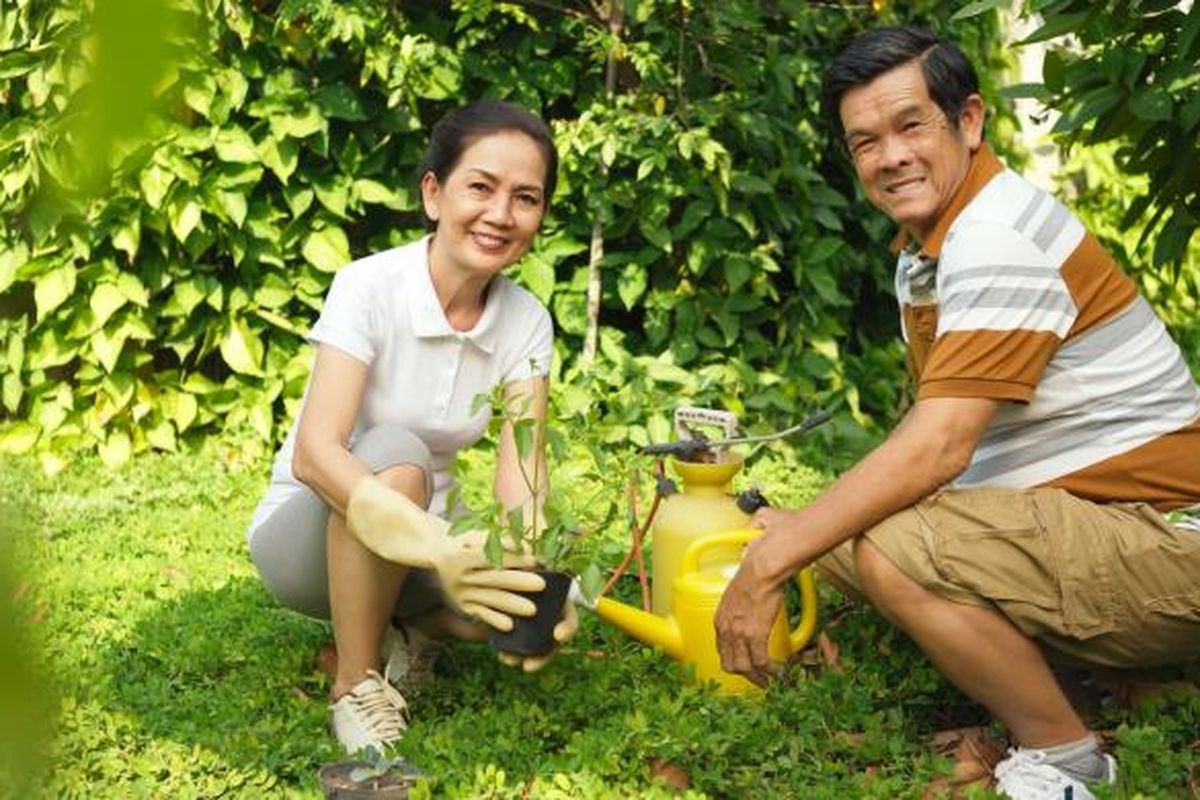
[
  {"xmin": 493, "ymin": 376, "xmax": 550, "ymax": 533},
  {"xmin": 291, "ymin": 344, "xmax": 373, "ymax": 516}
]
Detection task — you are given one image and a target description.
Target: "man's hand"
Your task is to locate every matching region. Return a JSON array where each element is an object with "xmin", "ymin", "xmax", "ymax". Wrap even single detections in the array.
[
  {"xmin": 714, "ymin": 513, "xmax": 794, "ymax": 686},
  {"xmin": 497, "ymin": 599, "xmax": 579, "ymax": 672}
]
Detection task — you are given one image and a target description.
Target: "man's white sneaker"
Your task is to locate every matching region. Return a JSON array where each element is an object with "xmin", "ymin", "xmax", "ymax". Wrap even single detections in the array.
[
  {"xmin": 994, "ymin": 747, "xmax": 1117, "ymax": 800},
  {"xmin": 330, "ymin": 670, "xmax": 409, "ymax": 755},
  {"xmin": 382, "ymin": 624, "xmax": 441, "ymax": 693}
]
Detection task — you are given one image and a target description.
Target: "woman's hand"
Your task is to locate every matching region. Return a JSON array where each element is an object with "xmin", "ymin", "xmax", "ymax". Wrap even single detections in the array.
[{"xmin": 496, "ymin": 600, "xmax": 579, "ymax": 672}]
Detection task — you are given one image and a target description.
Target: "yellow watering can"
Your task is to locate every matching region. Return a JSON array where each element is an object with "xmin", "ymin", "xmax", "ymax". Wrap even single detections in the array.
[{"xmin": 591, "ymin": 529, "xmax": 818, "ymax": 695}]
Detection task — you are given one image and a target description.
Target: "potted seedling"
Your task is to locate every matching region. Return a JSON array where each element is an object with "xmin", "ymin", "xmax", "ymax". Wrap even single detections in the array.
[
  {"xmin": 448, "ymin": 388, "xmax": 608, "ymax": 656},
  {"xmin": 317, "ymin": 748, "xmax": 423, "ymax": 799}
]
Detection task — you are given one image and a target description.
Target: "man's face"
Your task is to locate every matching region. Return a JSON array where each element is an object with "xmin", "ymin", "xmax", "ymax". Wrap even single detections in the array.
[{"xmin": 839, "ymin": 60, "xmax": 984, "ymax": 243}]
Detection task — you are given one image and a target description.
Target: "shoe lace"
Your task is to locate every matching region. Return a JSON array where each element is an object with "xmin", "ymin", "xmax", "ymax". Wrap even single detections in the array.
[{"xmin": 348, "ymin": 670, "xmax": 409, "ymax": 742}]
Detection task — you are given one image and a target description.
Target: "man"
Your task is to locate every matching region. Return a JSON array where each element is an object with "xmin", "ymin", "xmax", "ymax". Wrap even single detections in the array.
[{"xmin": 714, "ymin": 26, "xmax": 1200, "ymax": 800}]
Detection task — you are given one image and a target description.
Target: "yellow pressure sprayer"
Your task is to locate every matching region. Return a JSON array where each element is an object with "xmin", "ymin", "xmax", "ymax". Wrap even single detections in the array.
[{"xmin": 573, "ymin": 407, "xmax": 831, "ymax": 695}]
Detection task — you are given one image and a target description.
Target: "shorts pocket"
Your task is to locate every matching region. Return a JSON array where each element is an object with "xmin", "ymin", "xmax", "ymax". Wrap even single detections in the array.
[
  {"xmin": 929, "ymin": 488, "xmax": 1119, "ymax": 639},
  {"xmin": 1145, "ymin": 591, "xmax": 1200, "ymax": 622},
  {"xmin": 928, "ymin": 490, "xmax": 1060, "ymax": 610},
  {"xmin": 1031, "ymin": 490, "xmax": 1119, "ymax": 638}
]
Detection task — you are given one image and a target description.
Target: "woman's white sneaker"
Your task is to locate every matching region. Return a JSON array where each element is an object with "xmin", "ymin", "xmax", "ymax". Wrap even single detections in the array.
[{"xmin": 330, "ymin": 670, "xmax": 409, "ymax": 755}]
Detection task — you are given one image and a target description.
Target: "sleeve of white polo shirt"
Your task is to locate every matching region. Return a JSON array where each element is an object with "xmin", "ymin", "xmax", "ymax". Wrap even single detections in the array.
[
  {"xmin": 308, "ymin": 260, "xmax": 380, "ymax": 365},
  {"xmin": 502, "ymin": 299, "xmax": 554, "ymax": 384}
]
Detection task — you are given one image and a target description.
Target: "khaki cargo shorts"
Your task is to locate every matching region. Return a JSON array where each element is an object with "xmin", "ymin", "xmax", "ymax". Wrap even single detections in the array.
[{"xmin": 818, "ymin": 488, "xmax": 1200, "ymax": 669}]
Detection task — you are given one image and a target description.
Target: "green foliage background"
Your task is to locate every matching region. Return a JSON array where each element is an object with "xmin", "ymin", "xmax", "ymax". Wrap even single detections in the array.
[
  {"xmin": 0, "ymin": 0, "xmax": 1018, "ymax": 467},
  {"xmin": 1002, "ymin": 0, "xmax": 1200, "ymax": 363}
]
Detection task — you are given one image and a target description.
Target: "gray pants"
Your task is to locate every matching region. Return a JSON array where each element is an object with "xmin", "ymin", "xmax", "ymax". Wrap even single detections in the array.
[{"xmin": 248, "ymin": 424, "xmax": 444, "ymax": 621}]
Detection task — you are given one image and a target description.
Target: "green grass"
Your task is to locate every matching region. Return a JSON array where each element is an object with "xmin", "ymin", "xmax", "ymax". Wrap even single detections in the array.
[{"xmin": 2, "ymin": 448, "xmax": 1197, "ymax": 798}]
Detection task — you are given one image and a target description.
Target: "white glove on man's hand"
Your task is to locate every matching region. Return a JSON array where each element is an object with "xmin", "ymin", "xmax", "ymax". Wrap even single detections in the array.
[{"xmin": 346, "ymin": 476, "xmax": 545, "ymax": 631}]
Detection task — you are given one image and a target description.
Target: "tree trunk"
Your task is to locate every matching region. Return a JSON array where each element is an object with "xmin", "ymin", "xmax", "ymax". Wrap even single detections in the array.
[{"xmin": 581, "ymin": 2, "xmax": 623, "ymax": 366}]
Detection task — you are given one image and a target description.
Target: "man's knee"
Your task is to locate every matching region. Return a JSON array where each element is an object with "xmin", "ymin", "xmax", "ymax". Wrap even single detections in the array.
[
  {"xmin": 853, "ymin": 537, "xmax": 900, "ymax": 604},
  {"xmin": 852, "ymin": 525, "xmax": 936, "ymax": 621}
]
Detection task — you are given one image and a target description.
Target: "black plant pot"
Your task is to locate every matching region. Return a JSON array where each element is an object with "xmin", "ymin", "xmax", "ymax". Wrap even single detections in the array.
[
  {"xmin": 488, "ymin": 569, "xmax": 572, "ymax": 657},
  {"xmin": 317, "ymin": 762, "xmax": 416, "ymax": 799}
]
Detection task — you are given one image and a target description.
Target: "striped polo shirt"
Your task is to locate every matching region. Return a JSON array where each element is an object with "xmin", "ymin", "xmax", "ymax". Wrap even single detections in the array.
[{"xmin": 894, "ymin": 143, "xmax": 1200, "ymax": 512}]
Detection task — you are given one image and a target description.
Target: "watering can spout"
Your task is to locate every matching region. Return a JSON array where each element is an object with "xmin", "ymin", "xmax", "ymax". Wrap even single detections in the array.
[{"xmin": 592, "ymin": 597, "xmax": 685, "ymax": 661}]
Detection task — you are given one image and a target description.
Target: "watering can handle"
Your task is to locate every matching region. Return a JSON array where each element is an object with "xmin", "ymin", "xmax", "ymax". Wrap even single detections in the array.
[{"xmin": 680, "ymin": 529, "xmax": 818, "ymax": 653}]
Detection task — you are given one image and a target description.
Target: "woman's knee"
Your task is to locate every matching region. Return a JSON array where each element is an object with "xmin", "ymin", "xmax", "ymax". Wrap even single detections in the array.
[
  {"xmin": 350, "ymin": 424, "xmax": 434, "ymax": 509},
  {"xmin": 375, "ymin": 464, "xmax": 429, "ymax": 508}
]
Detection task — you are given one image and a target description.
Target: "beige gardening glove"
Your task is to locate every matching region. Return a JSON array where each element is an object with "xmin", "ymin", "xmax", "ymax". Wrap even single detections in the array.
[
  {"xmin": 496, "ymin": 599, "xmax": 579, "ymax": 672},
  {"xmin": 346, "ymin": 476, "xmax": 545, "ymax": 631}
]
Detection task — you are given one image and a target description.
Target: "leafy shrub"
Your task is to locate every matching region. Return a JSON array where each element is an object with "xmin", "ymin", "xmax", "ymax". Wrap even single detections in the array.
[{"xmin": 0, "ymin": 1, "xmax": 1015, "ymax": 467}]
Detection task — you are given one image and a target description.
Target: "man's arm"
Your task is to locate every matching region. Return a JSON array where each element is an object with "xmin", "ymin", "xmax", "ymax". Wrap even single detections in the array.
[{"xmin": 715, "ymin": 395, "xmax": 999, "ymax": 682}]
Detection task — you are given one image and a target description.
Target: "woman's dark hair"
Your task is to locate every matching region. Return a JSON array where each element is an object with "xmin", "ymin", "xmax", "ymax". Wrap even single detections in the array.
[
  {"xmin": 821, "ymin": 26, "xmax": 981, "ymax": 145},
  {"xmin": 419, "ymin": 100, "xmax": 558, "ymax": 229}
]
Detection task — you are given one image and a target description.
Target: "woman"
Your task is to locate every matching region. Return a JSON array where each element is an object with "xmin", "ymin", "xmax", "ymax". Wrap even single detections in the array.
[{"xmin": 246, "ymin": 101, "xmax": 574, "ymax": 755}]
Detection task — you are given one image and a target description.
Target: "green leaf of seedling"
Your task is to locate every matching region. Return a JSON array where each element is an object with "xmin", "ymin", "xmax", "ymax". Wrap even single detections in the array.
[
  {"xmin": 448, "ymin": 514, "xmax": 478, "ymax": 536},
  {"xmin": 504, "ymin": 507, "xmax": 533, "ymax": 554},
  {"xmin": 470, "ymin": 391, "xmax": 491, "ymax": 416},
  {"xmin": 513, "ymin": 419, "xmax": 534, "ymax": 461},
  {"xmin": 484, "ymin": 528, "xmax": 504, "ymax": 568},
  {"xmin": 579, "ymin": 563, "xmax": 604, "ymax": 604}
]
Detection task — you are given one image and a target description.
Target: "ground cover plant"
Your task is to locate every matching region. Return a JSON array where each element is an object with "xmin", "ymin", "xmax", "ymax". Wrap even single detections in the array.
[{"xmin": 4, "ymin": 437, "xmax": 1199, "ymax": 799}]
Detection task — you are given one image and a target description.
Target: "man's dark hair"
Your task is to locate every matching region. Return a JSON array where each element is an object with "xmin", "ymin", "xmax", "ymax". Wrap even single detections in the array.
[
  {"xmin": 419, "ymin": 100, "xmax": 558, "ymax": 230},
  {"xmin": 821, "ymin": 26, "xmax": 981, "ymax": 145}
]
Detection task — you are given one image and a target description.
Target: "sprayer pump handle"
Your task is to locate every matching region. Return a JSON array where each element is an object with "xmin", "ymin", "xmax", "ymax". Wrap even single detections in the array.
[{"xmin": 735, "ymin": 487, "xmax": 770, "ymax": 514}]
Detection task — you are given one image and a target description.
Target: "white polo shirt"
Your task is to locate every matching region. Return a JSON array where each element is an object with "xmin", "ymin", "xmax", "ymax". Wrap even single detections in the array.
[{"xmin": 248, "ymin": 235, "xmax": 554, "ymax": 536}]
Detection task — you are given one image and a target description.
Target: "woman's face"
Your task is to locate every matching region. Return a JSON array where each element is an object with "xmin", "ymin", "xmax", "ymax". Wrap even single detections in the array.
[{"xmin": 422, "ymin": 129, "xmax": 549, "ymax": 278}]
